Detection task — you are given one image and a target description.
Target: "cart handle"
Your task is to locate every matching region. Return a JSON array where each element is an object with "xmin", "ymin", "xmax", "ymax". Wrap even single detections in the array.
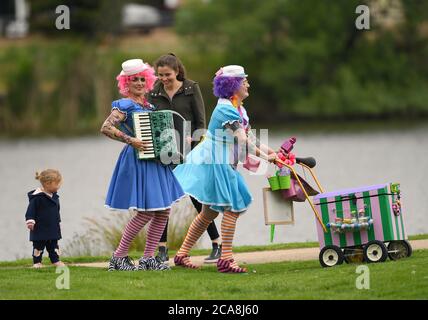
[
  {"xmin": 295, "ymin": 157, "xmax": 316, "ymax": 168},
  {"xmin": 274, "ymin": 158, "xmax": 328, "ymax": 233}
]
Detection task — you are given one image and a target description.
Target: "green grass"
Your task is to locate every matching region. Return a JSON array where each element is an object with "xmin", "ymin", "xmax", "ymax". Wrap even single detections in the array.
[
  {"xmin": 1, "ymin": 250, "xmax": 427, "ymax": 299},
  {"xmin": 408, "ymin": 234, "xmax": 428, "ymax": 241}
]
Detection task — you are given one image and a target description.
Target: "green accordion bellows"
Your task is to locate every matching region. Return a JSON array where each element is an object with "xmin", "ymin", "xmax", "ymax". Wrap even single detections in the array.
[{"xmin": 132, "ymin": 110, "xmax": 182, "ymax": 162}]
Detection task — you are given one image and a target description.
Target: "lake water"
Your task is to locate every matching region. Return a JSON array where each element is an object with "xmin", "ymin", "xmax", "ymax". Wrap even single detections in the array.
[{"xmin": 1, "ymin": 127, "xmax": 427, "ymax": 261}]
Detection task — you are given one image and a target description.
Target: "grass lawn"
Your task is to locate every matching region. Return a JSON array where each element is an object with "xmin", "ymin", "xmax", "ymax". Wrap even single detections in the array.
[
  {"xmin": 0, "ymin": 241, "xmax": 322, "ymax": 268},
  {"xmin": 1, "ymin": 234, "xmax": 427, "ymax": 267},
  {"xmin": 1, "ymin": 249, "xmax": 427, "ymax": 300}
]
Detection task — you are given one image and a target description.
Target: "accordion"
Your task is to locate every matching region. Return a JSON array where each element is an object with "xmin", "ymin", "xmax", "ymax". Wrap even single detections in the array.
[{"xmin": 132, "ymin": 110, "xmax": 184, "ymax": 162}]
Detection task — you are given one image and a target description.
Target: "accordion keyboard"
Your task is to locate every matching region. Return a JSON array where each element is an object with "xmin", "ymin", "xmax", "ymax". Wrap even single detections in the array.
[{"xmin": 133, "ymin": 112, "xmax": 155, "ymax": 159}]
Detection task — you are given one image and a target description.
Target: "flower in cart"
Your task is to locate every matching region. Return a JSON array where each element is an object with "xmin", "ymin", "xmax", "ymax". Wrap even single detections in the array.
[
  {"xmin": 285, "ymin": 152, "xmax": 296, "ymax": 166},
  {"xmin": 279, "ymin": 152, "xmax": 296, "ymax": 166},
  {"xmin": 276, "ymin": 151, "xmax": 296, "ymax": 168},
  {"xmin": 276, "ymin": 153, "xmax": 287, "ymax": 168}
]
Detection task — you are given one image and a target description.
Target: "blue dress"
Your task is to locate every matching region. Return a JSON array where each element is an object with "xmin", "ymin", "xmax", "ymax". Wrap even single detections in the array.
[
  {"xmin": 173, "ymin": 98, "xmax": 253, "ymax": 213},
  {"xmin": 105, "ymin": 99, "xmax": 185, "ymax": 212}
]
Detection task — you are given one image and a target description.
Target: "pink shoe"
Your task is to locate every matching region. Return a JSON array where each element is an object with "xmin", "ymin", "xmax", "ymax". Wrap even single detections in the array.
[
  {"xmin": 217, "ymin": 258, "xmax": 247, "ymax": 273},
  {"xmin": 53, "ymin": 261, "xmax": 65, "ymax": 267},
  {"xmin": 33, "ymin": 263, "xmax": 43, "ymax": 269}
]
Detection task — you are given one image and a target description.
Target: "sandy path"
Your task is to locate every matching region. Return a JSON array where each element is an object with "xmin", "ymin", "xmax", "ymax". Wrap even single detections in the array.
[{"xmin": 71, "ymin": 239, "xmax": 428, "ymax": 269}]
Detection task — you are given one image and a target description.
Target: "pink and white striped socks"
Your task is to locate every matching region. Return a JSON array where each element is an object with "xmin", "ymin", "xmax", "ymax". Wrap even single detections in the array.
[{"xmin": 114, "ymin": 210, "xmax": 170, "ymax": 258}]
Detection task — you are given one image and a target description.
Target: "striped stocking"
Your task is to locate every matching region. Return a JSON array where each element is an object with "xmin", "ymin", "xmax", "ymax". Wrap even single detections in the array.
[
  {"xmin": 220, "ymin": 211, "xmax": 240, "ymax": 261},
  {"xmin": 144, "ymin": 210, "xmax": 170, "ymax": 258},
  {"xmin": 114, "ymin": 211, "xmax": 153, "ymax": 258},
  {"xmin": 177, "ymin": 213, "xmax": 212, "ymax": 257}
]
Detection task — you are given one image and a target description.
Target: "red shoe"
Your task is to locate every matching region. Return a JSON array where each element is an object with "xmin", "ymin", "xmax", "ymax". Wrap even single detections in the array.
[
  {"xmin": 217, "ymin": 258, "xmax": 247, "ymax": 273},
  {"xmin": 174, "ymin": 255, "xmax": 199, "ymax": 269}
]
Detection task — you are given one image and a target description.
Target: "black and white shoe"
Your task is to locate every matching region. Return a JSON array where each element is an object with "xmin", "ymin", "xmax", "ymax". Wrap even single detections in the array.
[
  {"xmin": 139, "ymin": 256, "xmax": 170, "ymax": 271},
  {"xmin": 204, "ymin": 244, "xmax": 222, "ymax": 264},
  {"xmin": 138, "ymin": 257, "xmax": 148, "ymax": 271},
  {"xmin": 108, "ymin": 254, "xmax": 137, "ymax": 271}
]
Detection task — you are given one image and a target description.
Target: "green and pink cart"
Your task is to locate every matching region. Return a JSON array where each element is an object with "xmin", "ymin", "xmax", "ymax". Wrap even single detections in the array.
[{"xmin": 275, "ymin": 158, "xmax": 412, "ymax": 267}]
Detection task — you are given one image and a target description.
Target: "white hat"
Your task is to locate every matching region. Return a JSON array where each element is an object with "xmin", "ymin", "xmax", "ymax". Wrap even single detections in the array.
[
  {"xmin": 119, "ymin": 59, "xmax": 149, "ymax": 76},
  {"xmin": 216, "ymin": 65, "xmax": 248, "ymax": 78}
]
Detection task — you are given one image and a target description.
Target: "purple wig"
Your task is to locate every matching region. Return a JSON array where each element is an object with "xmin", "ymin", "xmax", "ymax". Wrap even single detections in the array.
[{"xmin": 213, "ymin": 76, "xmax": 244, "ymax": 99}]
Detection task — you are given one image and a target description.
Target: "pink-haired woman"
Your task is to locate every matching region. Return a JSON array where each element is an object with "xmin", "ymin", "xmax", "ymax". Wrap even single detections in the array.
[{"xmin": 100, "ymin": 59, "xmax": 185, "ymax": 271}]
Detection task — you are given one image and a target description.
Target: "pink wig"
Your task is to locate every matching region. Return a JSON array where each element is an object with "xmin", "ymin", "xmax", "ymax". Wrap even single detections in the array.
[{"xmin": 116, "ymin": 64, "xmax": 156, "ymax": 97}]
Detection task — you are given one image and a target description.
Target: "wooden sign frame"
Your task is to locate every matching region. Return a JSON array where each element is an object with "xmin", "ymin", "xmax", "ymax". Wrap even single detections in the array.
[{"xmin": 262, "ymin": 187, "xmax": 295, "ymax": 225}]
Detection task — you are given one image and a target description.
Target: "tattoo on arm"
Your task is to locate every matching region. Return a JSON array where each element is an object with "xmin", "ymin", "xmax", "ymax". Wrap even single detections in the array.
[
  {"xmin": 100, "ymin": 110, "xmax": 133, "ymax": 144},
  {"xmin": 224, "ymin": 121, "xmax": 241, "ymax": 132}
]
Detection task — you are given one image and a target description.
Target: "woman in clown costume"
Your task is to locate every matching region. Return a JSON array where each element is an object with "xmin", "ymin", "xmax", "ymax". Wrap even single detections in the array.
[{"xmin": 173, "ymin": 65, "xmax": 278, "ymax": 273}]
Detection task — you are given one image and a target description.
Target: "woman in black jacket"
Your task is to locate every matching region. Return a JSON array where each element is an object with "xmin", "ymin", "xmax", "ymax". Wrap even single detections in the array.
[{"xmin": 148, "ymin": 53, "xmax": 222, "ymax": 264}]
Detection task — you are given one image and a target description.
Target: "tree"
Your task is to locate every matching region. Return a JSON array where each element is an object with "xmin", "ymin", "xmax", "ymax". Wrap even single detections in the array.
[{"xmin": 176, "ymin": 0, "xmax": 428, "ymax": 121}]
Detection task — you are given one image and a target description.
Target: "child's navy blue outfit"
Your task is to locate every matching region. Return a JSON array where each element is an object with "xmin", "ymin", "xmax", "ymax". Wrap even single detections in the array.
[{"xmin": 25, "ymin": 189, "xmax": 62, "ymax": 264}]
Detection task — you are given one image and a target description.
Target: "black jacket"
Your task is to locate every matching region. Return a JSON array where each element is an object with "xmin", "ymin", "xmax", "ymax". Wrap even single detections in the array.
[
  {"xmin": 25, "ymin": 190, "xmax": 62, "ymax": 241},
  {"xmin": 148, "ymin": 79, "xmax": 206, "ymax": 152}
]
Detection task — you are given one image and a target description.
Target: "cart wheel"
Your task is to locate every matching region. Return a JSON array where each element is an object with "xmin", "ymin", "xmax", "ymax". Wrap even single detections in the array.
[
  {"xmin": 363, "ymin": 240, "xmax": 388, "ymax": 263},
  {"xmin": 388, "ymin": 240, "xmax": 413, "ymax": 260},
  {"xmin": 344, "ymin": 246, "xmax": 364, "ymax": 264},
  {"xmin": 319, "ymin": 245, "xmax": 344, "ymax": 267}
]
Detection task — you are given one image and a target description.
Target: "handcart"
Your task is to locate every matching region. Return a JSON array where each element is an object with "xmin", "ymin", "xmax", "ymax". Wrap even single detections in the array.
[{"xmin": 263, "ymin": 139, "xmax": 412, "ymax": 268}]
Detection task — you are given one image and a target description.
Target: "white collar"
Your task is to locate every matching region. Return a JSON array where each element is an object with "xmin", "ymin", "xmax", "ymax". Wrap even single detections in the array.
[
  {"xmin": 218, "ymin": 98, "xmax": 233, "ymax": 106},
  {"xmin": 33, "ymin": 187, "xmax": 53, "ymax": 198}
]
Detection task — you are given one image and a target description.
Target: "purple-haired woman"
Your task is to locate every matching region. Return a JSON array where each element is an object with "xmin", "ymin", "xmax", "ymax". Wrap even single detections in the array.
[{"xmin": 173, "ymin": 65, "xmax": 277, "ymax": 273}]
